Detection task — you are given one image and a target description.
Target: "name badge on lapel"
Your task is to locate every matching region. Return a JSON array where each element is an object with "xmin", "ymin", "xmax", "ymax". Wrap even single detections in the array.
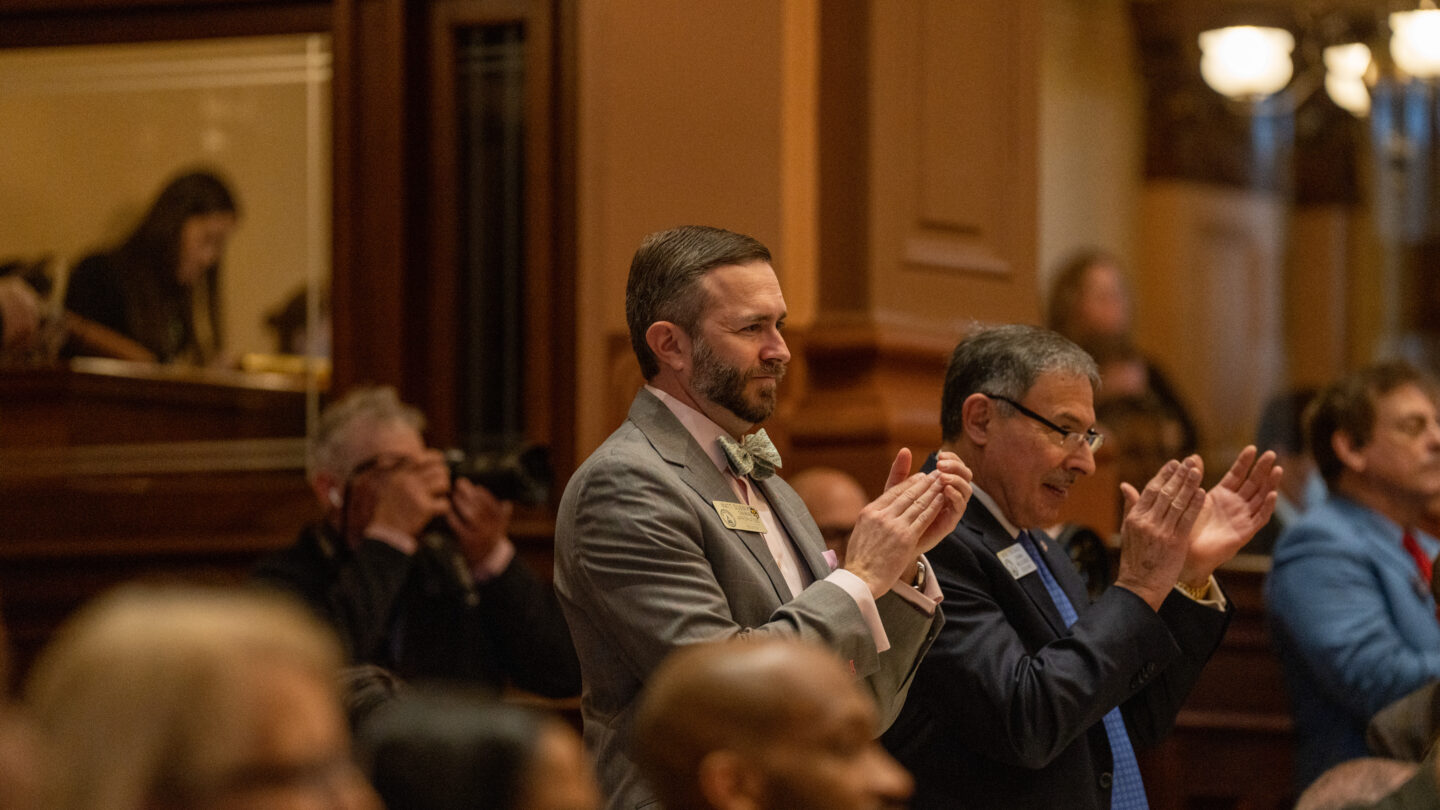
[
  {"xmin": 997, "ymin": 543, "xmax": 1037, "ymax": 580},
  {"xmin": 713, "ymin": 500, "xmax": 767, "ymax": 533}
]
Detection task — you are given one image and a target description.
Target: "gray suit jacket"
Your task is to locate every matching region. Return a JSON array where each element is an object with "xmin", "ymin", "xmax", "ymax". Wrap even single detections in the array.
[{"xmin": 555, "ymin": 389, "xmax": 944, "ymax": 809}]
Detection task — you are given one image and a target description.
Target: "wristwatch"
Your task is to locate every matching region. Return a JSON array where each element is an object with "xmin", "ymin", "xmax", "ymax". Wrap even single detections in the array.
[{"xmin": 912, "ymin": 558, "xmax": 927, "ymax": 589}]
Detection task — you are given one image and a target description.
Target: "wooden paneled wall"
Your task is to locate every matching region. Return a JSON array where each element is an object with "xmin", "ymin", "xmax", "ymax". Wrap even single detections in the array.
[{"xmin": 1, "ymin": 4, "xmax": 1310, "ymax": 807}]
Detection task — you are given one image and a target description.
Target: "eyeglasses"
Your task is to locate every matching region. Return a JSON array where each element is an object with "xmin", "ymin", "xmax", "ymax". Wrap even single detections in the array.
[
  {"xmin": 985, "ymin": 394, "xmax": 1104, "ymax": 454},
  {"xmin": 348, "ymin": 453, "xmax": 415, "ymax": 479}
]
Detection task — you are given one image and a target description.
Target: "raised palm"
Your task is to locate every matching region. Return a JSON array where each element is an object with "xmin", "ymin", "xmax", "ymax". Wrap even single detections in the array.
[{"xmin": 1181, "ymin": 446, "xmax": 1281, "ymax": 584}]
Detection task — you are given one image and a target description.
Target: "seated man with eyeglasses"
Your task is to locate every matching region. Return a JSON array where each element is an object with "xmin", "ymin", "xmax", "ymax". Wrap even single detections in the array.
[
  {"xmin": 880, "ymin": 324, "xmax": 1280, "ymax": 810},
  {"xmin": 252, "ymin": 386, "xmax": 580, "ymax": 698}
]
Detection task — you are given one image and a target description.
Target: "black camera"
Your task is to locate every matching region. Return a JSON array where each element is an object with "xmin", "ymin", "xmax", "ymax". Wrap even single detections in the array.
[{"xmin": 442, "ymin": 443, "xmax": 552, "ymax": 506}]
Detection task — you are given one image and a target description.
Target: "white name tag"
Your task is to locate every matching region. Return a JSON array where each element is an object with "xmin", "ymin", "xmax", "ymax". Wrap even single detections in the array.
[
  {"xmin": 997, "ymin": 543, "xmax": 1037, "ymax": 580},
  {"xmin": 713, "ymin": 500, "xmax": 767, "ymax": 533}
]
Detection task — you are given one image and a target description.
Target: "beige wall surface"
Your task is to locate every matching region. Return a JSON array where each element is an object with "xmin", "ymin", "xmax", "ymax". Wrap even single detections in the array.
[
  {"xmin": 573, "ymin": 0, "xmax": 1051, "ymax": 459},
  {"xmin": 870, "ymin": 0, "xmax": 1041, "ymax": 337},
  {"xmin": 0, "ymin": 35, "xmax": 331, "ymax": 359},
  {"xmin": 575, "ymin": 1, "xmax": 789, "ymax": 453},
  {"xmin": 1038, "ymin": 0, "xmax": 1142, "ymax": 298}
]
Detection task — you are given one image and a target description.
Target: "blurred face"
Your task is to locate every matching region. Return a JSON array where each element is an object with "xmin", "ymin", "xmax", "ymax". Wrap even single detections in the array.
[
  {"xmin": 792, "ymin": 472, "xmax": 868, "ymax": 566},
  {"xmin": 177, "ymin": 211, "xmax": 237, "ymax": 286},
  {"xmin": 343, "ymin": 420, "xmax": 428, "ymax": 480},
  {"xmin": 978, "ymin": 373, "xmax": 1098, "ymax": 529},
  {"xmin": 1097, "ymin": 358, "xmax": 1149, "ymax": 400},
  {"xmin": 518, "ymin": 723, "xmax": 601, "ymax": 810},
  {"xmin": 193, "ymin": 662, "xmax": 379, "ymax": 810},
  {"xmin": 750, "ymin": 675, "xmax": 912, "ymax": 810},
  {"xmin": 1346, "ymin": 383, "xmax": 1440, "ymax": 509},
  {"xmin": 327, "ymin": 419, "xmax": 443, "ymax": 543},
  {"xmin": 686, "ymin": 262, "xmax": 790, "ymax": 433},
  {"xmin": 1076, "ymin": 262, "xmax": 1130, "ymax": 338}
]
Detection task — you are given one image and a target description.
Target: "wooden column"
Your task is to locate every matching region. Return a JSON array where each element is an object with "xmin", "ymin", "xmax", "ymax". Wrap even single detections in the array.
[{"xmin": 788, "ymin": 0, "xmax": 1042, "ymax": 486}]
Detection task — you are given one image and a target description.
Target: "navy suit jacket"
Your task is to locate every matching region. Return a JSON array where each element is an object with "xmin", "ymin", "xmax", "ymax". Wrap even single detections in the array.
[{"xmin": 882, "ymin": 465, "xmax": 1231, "ymax": 809}]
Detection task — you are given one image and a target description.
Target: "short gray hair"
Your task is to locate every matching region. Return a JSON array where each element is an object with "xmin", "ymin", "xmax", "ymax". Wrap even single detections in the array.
[
  {"xmin": 940, "ymin": 324, "xmax": 1099, "ymax": 442},
  {"xmin": 308, "ymin": 386, "xmax": 425, "ymax": 483}
]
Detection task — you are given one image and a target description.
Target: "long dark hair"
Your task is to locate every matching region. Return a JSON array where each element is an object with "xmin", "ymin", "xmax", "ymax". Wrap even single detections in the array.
[{"xmin": 110, "ymin": 169, "xmax": 238, "ymax": 362}]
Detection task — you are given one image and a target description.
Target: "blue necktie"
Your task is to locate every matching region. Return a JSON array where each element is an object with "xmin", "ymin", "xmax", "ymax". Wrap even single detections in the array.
[{"xmin": 1017, "ymin": 530, "xmax": 1149, "ymax": 810}]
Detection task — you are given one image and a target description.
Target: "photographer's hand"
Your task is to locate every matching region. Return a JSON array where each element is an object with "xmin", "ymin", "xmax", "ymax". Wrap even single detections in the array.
[
  {"xmin": 449, "ymin": 478, "xmax": 515, "ymax": 574},
  {"xmin": 363, "ymin": 449, "xmax": 451, "ymax": 541}
]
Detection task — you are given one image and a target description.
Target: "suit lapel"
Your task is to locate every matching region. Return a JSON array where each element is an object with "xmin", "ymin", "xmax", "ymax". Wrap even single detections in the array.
[
  {"xmin": 963, "ymin": 501, "xmax": 1071, "ymax": 637},
  {"xmin": 627, "ymin": 390, "xmax": 796, "ymax": 600}
]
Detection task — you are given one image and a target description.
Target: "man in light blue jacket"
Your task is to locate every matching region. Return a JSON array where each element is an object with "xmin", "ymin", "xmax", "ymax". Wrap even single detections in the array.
[{"xmin": 1268, "ymin": 362, "xmax": 1440, "ymax": 791}]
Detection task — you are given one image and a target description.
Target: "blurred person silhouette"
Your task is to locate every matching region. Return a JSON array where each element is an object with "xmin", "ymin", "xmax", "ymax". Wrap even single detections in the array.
[
  {"xmin": 1248, "ymin": 387, "xmax": 1324, "ymax": 555},
  {"xmin": 1268, "ymin": 362, "xmax": 1440, "ymax": 790},
  {"xmin": 1084, "ymin": 334, "xmax": 1199, "ymax": 457},
  {"xmin": 339, "ymin": 664, "xmax": 406, "ymax": 737},
  {"xmin": 0, "ymin": 275, "xmax": 41, "ymax": 353},
  {"xmin": 63, "ymin": 169, "xmax": 239, "ymax": 364},
  {"xmin": 22, "ymin": 582, "xmax": 379, "ymax": 810},
  {"xmin": 1330, "ymin": 748, "xmax": 1440, "ymax": 810},
  {"xmin": 0, "ymin": 602, "xmax": 43, "ymax": 810},
  {"xmin": 357, "ymin": 686, "xmax": 599, "ymax": 810},
  {"xmin": 252, "ymin": 386, "xmax": 580, "ymax": 697},
  {"xmin": 1365, "ymin": 491, "xmax": 1440, "ymax": 764},
  {"xmin": 788, "ymin": 466, "xmax": 868, "ymax": 568},
  {"xmin": 632, "ymin": 637, "xmax": 913, "ymax": 810},
  {"xmin": 1047, "ymin": 249, "xmax": 1200, "ymax": 455},
  {"xmin": 1294, "ymin": 757, "xmax": 1420, "ymax": 810},
  {"xmin": 1097, "ymin": 395, "xmax": 1190, "ymax": 498}
]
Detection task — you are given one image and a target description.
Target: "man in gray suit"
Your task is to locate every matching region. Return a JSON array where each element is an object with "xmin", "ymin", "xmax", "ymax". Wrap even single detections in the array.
[{"xmin": 555, "ymin": 225, "xmax": 971, "ymax": 809}]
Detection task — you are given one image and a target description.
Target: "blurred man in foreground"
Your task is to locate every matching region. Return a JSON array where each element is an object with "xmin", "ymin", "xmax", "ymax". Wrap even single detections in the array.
[{"xmin": 633, "ymin": 637, "xmax": 913, "ymax": 810}]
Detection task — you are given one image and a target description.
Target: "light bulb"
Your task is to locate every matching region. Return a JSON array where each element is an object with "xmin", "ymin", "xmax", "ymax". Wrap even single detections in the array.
[
  {"xmin": 1199, "ymin": 26, "xmax": 1296, "ymax": 99},
  {"xmin": 1391, "ymin": 8, "xmax": 1440, "ymax": 79}
]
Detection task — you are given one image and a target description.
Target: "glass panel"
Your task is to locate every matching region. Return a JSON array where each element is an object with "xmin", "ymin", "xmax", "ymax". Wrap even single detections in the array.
[
  {"xmin": 0, "ymin": 34, "xmax": 332, "ymax": 377},
  {"xmin": 456, "ymin": 23, "xmax": 527, "ymax": 451}
]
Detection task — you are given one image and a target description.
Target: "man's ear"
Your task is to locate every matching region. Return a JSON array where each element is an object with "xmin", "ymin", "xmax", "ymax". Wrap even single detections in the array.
[
  {"xmin": 960, "ymin": 393, "xmax": 995, "ymax": 447},
  {"xmin": 646, "ymin": 321, "xmax": 692, "ymax": 375},
  {"xmin": 697, "ymin": 750, "xmax": 763, "ymax": 810},
  {"xmin": 1333, "ymin": 430, "xmax": 1366, "ymax": 475},
  {"xmin": 311, "ymin": 471, "xmax": 340, "ymax": 510}
]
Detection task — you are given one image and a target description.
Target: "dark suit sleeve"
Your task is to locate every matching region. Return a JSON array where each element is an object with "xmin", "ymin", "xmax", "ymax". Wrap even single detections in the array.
[
  {"xmin": 1119, "ymin": 587, "xmax": 1231, "ymax": 748},
  {"xmin": 913, "ymin": 535, "xmax": 1220, "ymax": 768},
  {"xmin": 475, "ymin": 555, "xmax": 582, "ymax": 698}
]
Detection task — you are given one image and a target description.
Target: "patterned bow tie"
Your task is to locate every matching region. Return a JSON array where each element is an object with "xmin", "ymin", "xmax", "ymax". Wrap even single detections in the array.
[{"xmin": 718, "ymin": 429, "xmax": 783, "ymax": 480}]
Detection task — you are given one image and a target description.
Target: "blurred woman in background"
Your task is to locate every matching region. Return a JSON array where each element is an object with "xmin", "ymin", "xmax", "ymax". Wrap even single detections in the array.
[{"xmin": 64, "ymin": 169, "xmax": 239, "ymax": 364}]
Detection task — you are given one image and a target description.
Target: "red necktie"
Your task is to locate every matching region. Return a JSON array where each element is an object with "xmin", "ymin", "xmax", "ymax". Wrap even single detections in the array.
[
  {"xmin": 1402, "ymin": 530, "xmax": 1440, "ymax": 624},
  {"xmin": 1403, "ymin": 530, "xmax": 1433, "ymax": 585}
]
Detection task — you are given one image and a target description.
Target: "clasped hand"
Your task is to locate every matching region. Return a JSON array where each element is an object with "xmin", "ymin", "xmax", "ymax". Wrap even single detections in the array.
[
  {"xmin": 843, "ymin": 448, "xmax": 974, "ymax": 599},
  {"xmin": 1115, "ymin": 446, "xmax": 1280, "ymax": 610}
]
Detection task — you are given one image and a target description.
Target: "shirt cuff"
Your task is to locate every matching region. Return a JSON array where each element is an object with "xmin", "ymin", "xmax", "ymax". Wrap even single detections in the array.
[
  {"xmin": 364, "ymin": 524, "xmax": 418, "ymax": 555},
  {"xmin": 825, "ymin": 568, "xmax": 891, "ymax": 654},
  {"xmin": 1174, "ymin": 574, "xmax": 1227, "ymax": 611},
  {"xmin": 470, "ymin": 537, "xmax": 516, "ymax": 582},
  {"xmin": 889, "ymin": 554, "xmax": 944, "ymax": 615}
]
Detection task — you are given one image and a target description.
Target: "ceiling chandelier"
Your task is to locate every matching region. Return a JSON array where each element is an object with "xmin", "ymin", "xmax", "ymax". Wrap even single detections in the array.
[{"xmin": 1199, "ymin": 1, "xmax": 1440, "ymax": 116}]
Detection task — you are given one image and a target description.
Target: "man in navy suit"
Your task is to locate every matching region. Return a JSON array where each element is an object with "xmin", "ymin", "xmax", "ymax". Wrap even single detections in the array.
[{"xmin": 882, "ymin": 324, "xmax": 1279, "ymax": 809}]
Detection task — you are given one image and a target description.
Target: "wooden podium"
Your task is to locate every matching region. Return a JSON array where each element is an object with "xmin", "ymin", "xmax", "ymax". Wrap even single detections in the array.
[{"xmin": 0, "ymin": 359, "xmax": 320, "ymax": 686}]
